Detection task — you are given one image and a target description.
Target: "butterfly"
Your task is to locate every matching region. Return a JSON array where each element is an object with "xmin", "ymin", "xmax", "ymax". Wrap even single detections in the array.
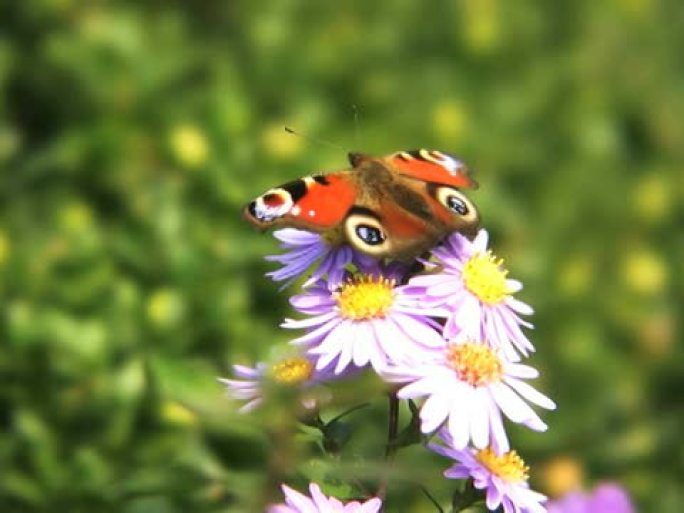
[{"xmin": 244, "ymin": 149, "xmax": 480, "ymax": 260}]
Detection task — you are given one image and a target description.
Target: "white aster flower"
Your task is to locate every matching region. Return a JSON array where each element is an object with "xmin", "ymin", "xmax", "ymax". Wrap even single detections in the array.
[
  {"xmin": 218, "ymin": 356, "xmax": 340, "ymax": 412},
  {"xmin": 382, "ymin": 335, "xmax": 555, "ymax": 450},
  {"xmin": 282, "ymin": 266, "xmax": 445, "ymax": 375},
  {"xmin": 407, "ymin": 229, "xmax": 535, "ymax": 361},
  {"xmin": 430, "ymin": 433, "xmax": 547, "ymax": 513},
  {"xmin": 267, "ymin": 482, "xmax": 382, "ymax": 513}
]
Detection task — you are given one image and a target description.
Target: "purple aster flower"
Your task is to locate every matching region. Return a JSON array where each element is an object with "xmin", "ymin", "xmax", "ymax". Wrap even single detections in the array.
[
  {"xmin": 265, "ymin": 228, "xmax": 371, "ymax": 288},
  {"xmin": 282, "ymin": 265, "xmax": 445, "ymax": 375},
  {"xmin": 382, "ymin": 334, "xmax": 555, "ymax": 450},
  {"xmin": 407, "ymin": 229, "xmax": 534, "ymax": 361},
  {"xmin": 218, "ymin": 363, "xmax": 267, "ymax": 413},
  {"xmin": 267, "ymin": 483, "xmax": 382, "ymax": 513},
  {"xmin": 218, "ymin": 356, "xmax": 341, "ymax": 413},
  {"xmin": 547, "ymin": 483, "xmax": 635, "ymax": 513},
  {"xmin": 430, "ymin": 432, "xmax": 547, "ymax": 513}
]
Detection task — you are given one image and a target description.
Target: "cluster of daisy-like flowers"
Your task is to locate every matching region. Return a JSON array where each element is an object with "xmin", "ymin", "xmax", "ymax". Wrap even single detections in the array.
[{"xmin": 222, "ymin": 226, "xmax": 556, "ymax": 513}]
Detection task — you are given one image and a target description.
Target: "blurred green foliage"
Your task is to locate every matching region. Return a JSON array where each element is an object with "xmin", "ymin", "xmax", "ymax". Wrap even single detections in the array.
[{"xmin": 1, "ymin": 1, "xmax": 682, "ymax": 512}]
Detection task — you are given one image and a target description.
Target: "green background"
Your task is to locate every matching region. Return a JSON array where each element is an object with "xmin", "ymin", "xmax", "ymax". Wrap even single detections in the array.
[{"xmin": 1, "ymin": 1, "xmax": 682, "ymax": 511}]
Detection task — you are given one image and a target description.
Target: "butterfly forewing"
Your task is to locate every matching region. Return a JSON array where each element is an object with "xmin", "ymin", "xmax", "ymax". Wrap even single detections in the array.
[
  {"xmin": 244, "ymin": 173, "xmax": 357, "ymax": 231},
  {"xmin": 386, "ymin": 149, "xmax": 477, "ymax": 189}
]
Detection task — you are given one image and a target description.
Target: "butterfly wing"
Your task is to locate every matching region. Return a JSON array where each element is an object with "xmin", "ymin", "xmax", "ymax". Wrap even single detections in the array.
[
  {"xmin": 386, "ymin": 149, "xmax": 480, "ymax": 237},
  {"xmin": 385, "ymin": 149, "xmax": 478, "ymax": 189},
  {"xmin": 244, "ymin": 151, "xmax": 479, "ymax": 260},
  {"xmin": 243, "ymin": 173, "xmax": 357, "ymax": 232},
  {"xmin": 341, "ymin": 157, "xmax": 479, "ymax": 259},
  {"xmin": 343, "ymin": 194, "xmax": 442, "ymax": 259}
]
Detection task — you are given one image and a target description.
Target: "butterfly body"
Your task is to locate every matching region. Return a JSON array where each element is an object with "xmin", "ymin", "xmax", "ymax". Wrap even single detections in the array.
[{"xmin": 244, "ymin": 150, "xmax": 479, "ymax": 259}]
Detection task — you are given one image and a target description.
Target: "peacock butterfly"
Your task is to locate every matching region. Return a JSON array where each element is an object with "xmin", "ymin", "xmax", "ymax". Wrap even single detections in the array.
[{"xmin": 244, "ymin": 150, "xmax": 479, "ymax": 259}]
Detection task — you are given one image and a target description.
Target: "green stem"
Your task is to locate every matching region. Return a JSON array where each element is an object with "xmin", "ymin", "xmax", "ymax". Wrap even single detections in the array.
[
  {"xmin": 384, "ymin": 392, "xmax": 400, "ymax": 459},
  {"xmin": 377, "ymin": 391, "xmax": 400, "ymax": 498},
  {"xmin": 452, "ymin": 480, "xmax": 482, "ymax": 512},
  {"xmin": 420, "ymin": 485, "xmax": 445, "ymax": 513},
  {"xmin": 328, "ymin": 402, "xmax": 371, "ymax": 424}
]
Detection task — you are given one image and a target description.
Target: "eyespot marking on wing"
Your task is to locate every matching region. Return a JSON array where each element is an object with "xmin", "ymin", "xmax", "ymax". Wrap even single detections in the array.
[
  {"xmin": 248, "ymin": 188, "xmax": 294, "ymax": 222},
  {"xmin": 431, "ymin": 185, "xmax": 478, "ymax": 224},
  {"xmin": 246, "ymin": 177, "xmax": 313, "ymax": 223},
  {"xmin": 412, "ymin": 149, "xmax": 465, "ymax": 177},
  {"xmin": 344, "ymin": 207, "xmax": 391, "ymax": 255}
]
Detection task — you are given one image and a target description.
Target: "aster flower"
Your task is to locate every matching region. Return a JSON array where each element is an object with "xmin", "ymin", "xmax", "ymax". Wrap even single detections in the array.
[
  {"xmin": 430, "ymin": 432, "xmax": 547, "ymax": 513},
  {"xmin": 382, "ymin": 334, "xmax": 555, "ymax": 450},
  {"xmin": 218, "ymin": 356, "xmax": 340, "ymax": 413},
  {"xmin": 267, "ymin": 483, "xmax": 382, "ymax": 513},
  {"xmin": 282, "ymin": 264, "xmax": 445, "ymax": 375},
  {"xmin": 265, "ymin": 228, "xmax": 371, "ymax": 288},
  {"xmin": 407, "ymin": 229, "xmax": 534, "ymax": 361},
  {"xmin": 547, "ymin": 483, "xmax": 635, "ymax": 513}
]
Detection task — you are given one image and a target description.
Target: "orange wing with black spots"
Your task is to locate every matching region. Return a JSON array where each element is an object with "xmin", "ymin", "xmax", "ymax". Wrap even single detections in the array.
[
  {"xmin": 244, "ymin": 173, "xmax": 357, "ymax": 231},
  {"xmin": 243, "ymin": 150, "xmax": 479, "ymax": 259},
  {"xmin": 385, "ymin": 149, "xmax": 478, "ymax": 189}
]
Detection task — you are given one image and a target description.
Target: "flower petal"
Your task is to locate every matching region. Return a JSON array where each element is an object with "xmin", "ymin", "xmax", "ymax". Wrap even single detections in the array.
[
  {"xmin": 448, "ymin": 384, "xmax": 472, "ymax": 448},
  {"xmin": 470, "ymin": 387, "xmax": 491, "ymax": 449},
  {"xmin": 420, "ymin": 393, "xmax": 450, "ymax": 433},
  {"xmin": 504, "ymin": 376, "xmax": 556, "ymax": 410}
]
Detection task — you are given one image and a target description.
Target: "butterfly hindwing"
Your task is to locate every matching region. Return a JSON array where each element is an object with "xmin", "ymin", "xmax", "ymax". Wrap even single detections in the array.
[
  {"xmin": 343, "ymin": 193, "xmax": 440, "ymax": 259},
  {"xmin": 341, "ymin": 157, "xmax": 478, "ymax": 258}
]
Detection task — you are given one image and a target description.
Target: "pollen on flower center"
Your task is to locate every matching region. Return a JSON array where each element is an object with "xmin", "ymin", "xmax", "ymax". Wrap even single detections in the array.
[
  {"xmin": 270, "ymin": 357, "xmax": 314, "ymax": 385},
  {"xmin": 462, "ymin": 251, "xmax": 511, "ymax": 304},
  {"xmin": 446, "ymin": 343, "xmax": 503, "ymax": 386},
  {"xmin": 335, "ymin": 275, "xmax": 395, "ymax": 320},
  {"xmin": 476, "ymin": 447, "xmax": 530, "ymax": 483}
]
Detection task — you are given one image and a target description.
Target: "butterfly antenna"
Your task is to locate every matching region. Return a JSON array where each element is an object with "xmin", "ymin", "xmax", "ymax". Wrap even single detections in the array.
[
  {"xmin": 352, "ymin": 104, "xmax": 361, "ymax": 148},
  {"xmin": 284, "ymin": 127, "xmax": 345, "ymax": 151}
]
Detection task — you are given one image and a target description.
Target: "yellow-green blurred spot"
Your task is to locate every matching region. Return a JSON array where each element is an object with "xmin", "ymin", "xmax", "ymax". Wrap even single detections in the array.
[
  {"xmin": 618, "ymin": 423, "xmax": 656, "ymax": 458},
  {"xmin": 59, "ymin": 202, "xmax": 93, "ymax": 233},
  {"xmin": 540, "ymin": 456, "xmax": 584, "ymax": 498},
  {"xmin": 432, "ymin": 100, "xmax": 467, "ymax": 142},
  {"xmin": 557, "ymin": 255, "xmax": 594, "ymax": 297},
  {"xmin": 460, "ymin": 0, "xmax": 500, "ymax": 53},
  {"xmin": 0, "ymin": 230, "xmax": 10, "ymax": 266},
  {"xmin": 261, "ymin": 123, "xmax": 303, "ymax": 159},
  {"xmin": 170, "ymin": 124, "xmax": 209, "ymax": 168},
  {"xmin": 147, "ymin": 288, "xmax": 185, "ymax": 327},
  {"xmin": 638, "ymin": 312, "xmax": 675, "ymax": 358},
  {"xmin": 115, "ymin": 359, "xmax": 146, "ymax": 398},
  {"xmin": 613, "ymin": 0, "xmax": 652, "ymax": 17},
  {"xmin": 48, "ymin": 0, "xmax": 75, "ymax": 12},
  {"xmin": 161, "ymin": 400, "xmax": 197, "ymax": 426},
  {"xmin": 0, "ymin": 125, "xmax": 20, "ymax": 161},
  {"xmin": 633, "ymin": 173, "xmax": 672, "ymax": 223},
  {"xmin": 8, "ymin": 301, "xmax": 33, "ymax": 337},
  {"xmin": 621, "ymin": 249, "xmax": 667, "ymax": 295}
]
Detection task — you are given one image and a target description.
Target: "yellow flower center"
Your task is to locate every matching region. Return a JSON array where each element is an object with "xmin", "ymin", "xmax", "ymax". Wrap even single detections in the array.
[
  {"xmin": 476, "ymin": 447, "xmax": 530, "ymax": 483},
  {"xmin": 462, "ymin": 251, "xmax": 511, "ymax": 304},
  {"xmin": 335, "ymin": 275, "xmax": 395, "ymax": 320},
  {"xmin": 446, "ymin": 343, "xmax": 502, "ymax": 386},
  {"xmin": 270, "ymin": 357, "xmax": 314, "ymax": 385}
]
